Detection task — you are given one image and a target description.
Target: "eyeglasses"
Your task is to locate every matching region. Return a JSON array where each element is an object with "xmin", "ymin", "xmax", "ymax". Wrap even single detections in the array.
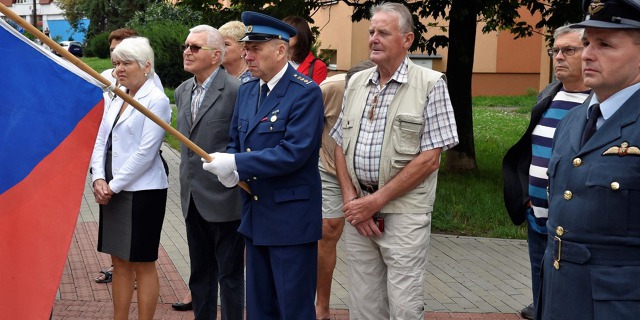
[
  {"xmin": 547, "ymin": 46, "xmax": 584, "ymax": 57},
  {"xmin": 181, "ymin": 44, "xmax": 214, "ymax": 53}
]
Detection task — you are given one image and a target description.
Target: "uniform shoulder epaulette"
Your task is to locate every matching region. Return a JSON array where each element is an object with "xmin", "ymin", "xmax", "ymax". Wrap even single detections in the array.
[{"xmin": 292, "ymin": 73, "xmax": 313, "ymax": 85}]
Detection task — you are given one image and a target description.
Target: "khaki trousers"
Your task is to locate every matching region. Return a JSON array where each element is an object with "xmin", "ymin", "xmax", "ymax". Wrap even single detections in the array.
[{"xmin": 346, "ymin": 211, "xmax": 431, "ymax": 320}]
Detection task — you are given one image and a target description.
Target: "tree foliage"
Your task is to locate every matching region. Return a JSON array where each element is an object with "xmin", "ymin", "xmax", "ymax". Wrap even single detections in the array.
[
  {"xmin": 176, "ymin": 0, "xmax": 323, "ymax": 27},
  {"xmin": 134, "ymin": 21, "xmax": 192, "ymax": 88},
  {"xmin": 127, "ymin": 2, "xmax": 203, "ymax": 29}
]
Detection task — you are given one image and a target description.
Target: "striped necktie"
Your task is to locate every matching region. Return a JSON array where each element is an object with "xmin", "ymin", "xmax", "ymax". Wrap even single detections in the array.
[{"xmin": 191, "ymin": 85, "xmax": 203, "ymax": 122}]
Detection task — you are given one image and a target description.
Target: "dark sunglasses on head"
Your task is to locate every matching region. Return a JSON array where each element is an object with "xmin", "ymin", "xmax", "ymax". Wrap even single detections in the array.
[{"xmin": 181, "ymin": 44, "xmax": 214, "ymax": 53}]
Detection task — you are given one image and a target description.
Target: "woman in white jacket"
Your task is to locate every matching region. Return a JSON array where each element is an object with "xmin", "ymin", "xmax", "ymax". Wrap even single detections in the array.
[{"xmin": 90, "ymin": 37, "xmax": 171, "ymax": 320}]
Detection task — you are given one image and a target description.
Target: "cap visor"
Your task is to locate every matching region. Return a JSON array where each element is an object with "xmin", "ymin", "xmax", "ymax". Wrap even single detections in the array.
[
  {"xmin": 571, "ymin": 19, "xmax": 640, "ymax": 29},
  {"xmin": 240, "ymin": 34, "xmax": 277, "ymax": 42}
]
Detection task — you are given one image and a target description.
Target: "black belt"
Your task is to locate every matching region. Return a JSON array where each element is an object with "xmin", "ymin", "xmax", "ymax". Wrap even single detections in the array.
[
  {"xmin": 359, "ymin": 183, "xmax": 378, "ymax": 193},
  {"xmin": 550, "ymin": 235, "xmax": 640, "ymax": 266}
]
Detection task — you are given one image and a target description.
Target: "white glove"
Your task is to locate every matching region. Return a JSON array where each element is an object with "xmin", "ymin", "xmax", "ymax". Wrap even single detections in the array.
[
  {"xmin": 218, "ymin": 170, "xmax": 239, "ymax": 188},
  {"xmin": 202, "ymin": 152, "xmax": 236, "ymax": 177}
]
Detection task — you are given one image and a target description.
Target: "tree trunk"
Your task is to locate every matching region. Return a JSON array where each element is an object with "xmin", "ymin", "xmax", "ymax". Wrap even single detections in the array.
[{"xmin": 443, "ymin": 0, "xmax": 480, "ymax": 172}]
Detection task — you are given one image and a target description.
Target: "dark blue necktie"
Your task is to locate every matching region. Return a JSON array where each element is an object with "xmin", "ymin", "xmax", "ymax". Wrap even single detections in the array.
[
  {"xmin": 581, "ymin": 104, "xmax": 601, "ymax": 147},
  {"xmin": 257, "ymin": 83, "xmax": 269, "ymax": 112}
]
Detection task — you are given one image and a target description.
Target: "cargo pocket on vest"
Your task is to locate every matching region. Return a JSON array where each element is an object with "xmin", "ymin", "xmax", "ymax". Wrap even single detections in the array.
[{"xmin": 392, "ymin": 113, "xmax": 423, "ymax": 155}]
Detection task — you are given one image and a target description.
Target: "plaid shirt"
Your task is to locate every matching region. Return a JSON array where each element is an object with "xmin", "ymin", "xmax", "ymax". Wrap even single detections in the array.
[
  {"xmin": 330, "ymin": 57, "xmax": 458, "ymax": 185},
  {"xmin": 191, "ymin": 68, "xmax": 218, "ymax": 111}
]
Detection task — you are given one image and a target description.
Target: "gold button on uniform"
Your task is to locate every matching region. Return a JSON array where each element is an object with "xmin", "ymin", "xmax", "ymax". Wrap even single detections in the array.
[
  {"xmin": 563, "ymin": 190, "xmax": 572, "ymax": 200},
  {"xmin": 253, "ymin": 176, "xmax": 257, "ymax": 180},
  {"xmin": 246, "ymin": 148, "xmax": 251, "ymax": 152},
  {"xmin": 573, "ymin": 158, "xmax": 582, "ymax": 167},
  {"xmin": 556, "ymin": 226, "xmax": 564, "ymax": 236},
  {"xmin": 611, "ymin": 182, "xmax": 620, "ymax": 190},
  {"xmin": 253, "ymin": 195, "xmax": 258, "ymax": 201}
]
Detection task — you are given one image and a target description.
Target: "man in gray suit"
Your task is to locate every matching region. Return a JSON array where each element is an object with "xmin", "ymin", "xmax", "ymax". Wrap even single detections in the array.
[{"xmin": 175, "ymin": 25, "xmax": 244, "ymax": 320}]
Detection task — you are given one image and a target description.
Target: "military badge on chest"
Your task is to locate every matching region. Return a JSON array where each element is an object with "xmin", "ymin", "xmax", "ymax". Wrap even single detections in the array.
[{"xmin": 602, "ymin": 141, "xmax": 640, "ymax": 156}]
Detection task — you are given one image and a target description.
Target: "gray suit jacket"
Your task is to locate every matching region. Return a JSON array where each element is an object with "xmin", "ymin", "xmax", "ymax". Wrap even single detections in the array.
[{"xmin": 175, "ymin": 69, "xmax": 242, "ymax": 222}]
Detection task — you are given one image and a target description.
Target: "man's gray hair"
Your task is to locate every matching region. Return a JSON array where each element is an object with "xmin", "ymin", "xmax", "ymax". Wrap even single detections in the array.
[
  {"xmin": 371, "ymin": 2, "xmax": 415, "ymax": 34},
  {"xmin": 111, "ymin": 37, "xmax": 155, "ymax": 79},
  {"xmin": 554, "ymin": 25, "xmax": 584, "ymax": 40},
  {"xmin": 190, "ymin": 24, "xmax": 226, "ymax": 61}
]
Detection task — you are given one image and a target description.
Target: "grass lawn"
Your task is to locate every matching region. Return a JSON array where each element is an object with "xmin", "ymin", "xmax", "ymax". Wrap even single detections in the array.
[
  {"xmin": 82, "ymin": 57, "xmax": 113, "ymax": 74},
  {"xmin": 435, "ymin": 102, "xmax": 533, "ymax": 239},
  {"xmin": 165, "ymin": 106, "xmax": 180, "ymax": 150},
  {"xmin": 83, "ymin": 57, "xmax": 536, "ymax": 239}
]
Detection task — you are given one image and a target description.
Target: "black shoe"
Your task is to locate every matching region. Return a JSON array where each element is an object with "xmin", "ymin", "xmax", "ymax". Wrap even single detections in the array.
[
  {"xmin": 520, "ymin": 303, "xmax": 534, "ymax": 320},
  {"xmin": 171, "ymin": 301, "xmax": 193, "ymax": 311}
]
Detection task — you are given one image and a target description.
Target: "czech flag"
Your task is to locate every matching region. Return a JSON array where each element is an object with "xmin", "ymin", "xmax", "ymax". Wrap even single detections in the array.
[{"xmin": 0, "ymin": 20, "xmax": 104, "ymax": 318}]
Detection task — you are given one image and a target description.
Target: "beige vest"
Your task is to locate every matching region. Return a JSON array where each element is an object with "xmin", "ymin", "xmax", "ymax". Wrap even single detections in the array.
[{"xmin": 341, "ymin": 59, "xmax": 443, "ymax": 213}]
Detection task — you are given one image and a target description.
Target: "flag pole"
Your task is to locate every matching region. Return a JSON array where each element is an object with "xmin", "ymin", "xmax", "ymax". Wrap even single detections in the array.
[{"xmin": 0, "ymin": 4, "xmax": 251, "ymax": 194}]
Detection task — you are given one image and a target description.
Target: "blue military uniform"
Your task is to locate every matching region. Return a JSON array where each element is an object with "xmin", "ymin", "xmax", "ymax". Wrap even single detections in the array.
[
  {"xmin": 231, "ymin": 70, "xmax": 323, "ymax": 246},
  {"xmin": 541, "ymin": 90, "xmax": 640, "ymax": 320},
  {"xmin": 538, "ymin": 1, "xmax": 640, "ymax": 319},
  {"xmin": 227, "ymin": 11, "xmax": 324, "ymax": 320}
]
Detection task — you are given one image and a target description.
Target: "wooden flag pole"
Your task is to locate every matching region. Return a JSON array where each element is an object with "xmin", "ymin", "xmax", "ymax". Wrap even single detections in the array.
[{"xmin": 0, "ymin": 4, "xmax": 250, "ymax": 194}]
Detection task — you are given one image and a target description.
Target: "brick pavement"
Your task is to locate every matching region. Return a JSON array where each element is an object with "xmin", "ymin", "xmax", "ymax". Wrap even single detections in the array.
[{"xmin": 52, "ymin": 144, "xmax": 530, "ymax": 319}]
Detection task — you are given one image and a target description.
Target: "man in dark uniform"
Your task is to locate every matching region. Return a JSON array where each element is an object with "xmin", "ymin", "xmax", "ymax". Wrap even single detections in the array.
[
  {"xmin": 202, "ymin": 11, "xmax": 324, "ymax": 320},
  {"xmin": 538, "ymin": 0, "xmax": 640, "ymax": 319}
]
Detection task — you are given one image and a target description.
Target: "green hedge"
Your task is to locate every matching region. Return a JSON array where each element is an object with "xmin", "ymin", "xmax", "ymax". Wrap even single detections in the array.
[
  {"xmin": 86, "ymin": 31, "xmax": 111, "ymax": 59},
  {"xmin": 135, "ymin": 21, "xmax": 191, "ymax": 88}
]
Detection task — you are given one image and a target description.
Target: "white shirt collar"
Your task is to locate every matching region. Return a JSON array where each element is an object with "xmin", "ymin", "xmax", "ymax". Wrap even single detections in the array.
[
  {"xmin": 260, "ymin": 63, "xmax": 289, "ymax": 93},
  {"xmin": 589, "ymin": 82, "xmax": 640, "ymax": 121}
]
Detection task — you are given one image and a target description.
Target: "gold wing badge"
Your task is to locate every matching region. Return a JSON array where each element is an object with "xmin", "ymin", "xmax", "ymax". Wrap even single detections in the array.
[
  {"xmin": 603, "ymin": 142, "xmax": 640, "ymax": 156},
  {"xmin": 589, "ymin": 0, "xmax": 605, "ymax": 15}
]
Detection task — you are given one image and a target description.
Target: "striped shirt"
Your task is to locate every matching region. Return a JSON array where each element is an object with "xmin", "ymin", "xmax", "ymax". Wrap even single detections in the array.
[
  {"xmin": 528, "ymin": 89, "xmax": 589, "ymax": 232},
  {"xmin": 330, "ymin": 58, "xmax": 458, "ymax": 185}
]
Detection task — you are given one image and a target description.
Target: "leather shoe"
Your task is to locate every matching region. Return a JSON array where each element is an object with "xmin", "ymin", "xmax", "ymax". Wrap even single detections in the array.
[
  {"xmin": 171, "ymin": 301, "xmax": 193, "ymax": 311},
  {"xmin": 520, "ymin": 303, "xmax": 534, "ymax": 320}
]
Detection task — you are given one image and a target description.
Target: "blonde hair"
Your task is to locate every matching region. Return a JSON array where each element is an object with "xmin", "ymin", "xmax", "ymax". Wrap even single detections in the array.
[{"xmin": 219, "ymin": 21, "xmax": 246, "ymax": 42}]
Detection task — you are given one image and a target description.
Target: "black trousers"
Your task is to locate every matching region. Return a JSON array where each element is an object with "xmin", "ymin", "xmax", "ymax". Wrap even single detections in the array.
[{"xmin": 186, "ymin": 197, "xmax": 244, "ymax": 320}]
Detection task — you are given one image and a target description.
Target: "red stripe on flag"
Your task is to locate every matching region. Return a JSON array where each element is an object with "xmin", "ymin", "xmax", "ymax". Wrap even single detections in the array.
[{"xmin": 0, "ymin": 102, "xmax": 103, "ymax": 319}]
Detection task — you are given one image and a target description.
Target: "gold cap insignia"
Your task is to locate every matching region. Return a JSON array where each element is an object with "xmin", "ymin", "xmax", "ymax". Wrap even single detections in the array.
[
  {"xmin": 603, "ymin": 142, "xmax": 640, "ymax": 156},
  {"xmin": 589, "ymin": 0, "xmax": 605, "ymax": 15},
  {"xmin": 247, "ymin": 26, "xmax": 253, "ymax": 33}
]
